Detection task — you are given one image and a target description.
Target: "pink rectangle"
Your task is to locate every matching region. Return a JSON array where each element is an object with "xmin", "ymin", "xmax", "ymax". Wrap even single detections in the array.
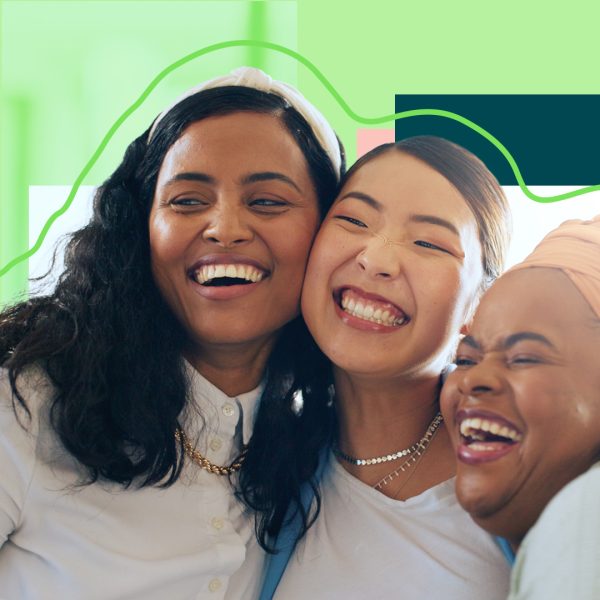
[{"xmin": 356, "ymin": 129, "xmax": 395, "ymax": 158}]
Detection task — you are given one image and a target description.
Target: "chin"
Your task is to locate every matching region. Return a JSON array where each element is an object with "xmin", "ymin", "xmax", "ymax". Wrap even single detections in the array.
[{"xmin": 455, "ymin": 476, "xmax": 500, "ymax": 519}]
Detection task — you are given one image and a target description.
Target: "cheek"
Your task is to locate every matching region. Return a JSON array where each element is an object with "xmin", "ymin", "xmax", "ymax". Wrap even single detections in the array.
[
  {"xmin": 440, "ymin": 375, "xmax": 460, "ymax": 414},
  {"xmin": 280, "ymin": 222, "xmax": 319, "ymax": 271},
  {"xmin": 148, "ymin": 212, "xmax": 186, "ymax": 266},
  {"xmin": 302, "ymin": 226, "xmax": 340, "ymax": 289},
  {"xmin": 419, "ymin": 265, "xmax": 464, "ymax": 319},
  {"xmin": 513, "ymin": 378, "xmax": 576, "ymax": 444}
]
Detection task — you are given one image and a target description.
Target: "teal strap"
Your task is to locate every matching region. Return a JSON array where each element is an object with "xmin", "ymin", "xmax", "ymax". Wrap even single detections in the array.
[
  {"xmin": 259, "ymin": 451, "xmax": 328, "ymax": 600},
  {"xmin": 495, "ymin": 535, "xmax": 516, "ymax": 566}
]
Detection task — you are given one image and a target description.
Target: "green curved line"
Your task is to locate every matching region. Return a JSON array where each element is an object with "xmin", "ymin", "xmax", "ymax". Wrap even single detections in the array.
[{"xmin": 2, "ymin": 39, "xmax": 599, "ymax": 278}]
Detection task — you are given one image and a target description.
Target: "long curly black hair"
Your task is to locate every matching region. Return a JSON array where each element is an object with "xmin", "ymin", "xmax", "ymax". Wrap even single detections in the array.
[{"xmin": 0, "ymin": 86, "xmax": 343, "ymax": 551}]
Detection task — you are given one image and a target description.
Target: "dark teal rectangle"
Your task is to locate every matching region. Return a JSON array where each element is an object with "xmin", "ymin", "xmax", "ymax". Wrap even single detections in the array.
[{"xmin": 394, "ymin": 95, "xmax": 600, "ymax": 185}]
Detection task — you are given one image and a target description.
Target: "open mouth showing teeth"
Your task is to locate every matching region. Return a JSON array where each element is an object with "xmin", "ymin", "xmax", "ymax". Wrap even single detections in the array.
[
  {"xmin": 337, "ymin": 288, "xmax": 409, "ymax": 327},
  {"xmin": 192, "ymin": 264, "xmax": 267, "ymax": 287},
  {"xmin": 459, "ymin": 417, "xmax": 523, "ymax": 449}
]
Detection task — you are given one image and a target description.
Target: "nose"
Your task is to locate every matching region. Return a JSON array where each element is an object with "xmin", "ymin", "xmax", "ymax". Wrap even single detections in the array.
[
  {"xmin": 456, "ymin": 358, "xmax": 504, "ymax": 397},
  {"xmin": 202, "ymin": 200, "xmax": 254, "ymax": 248},
  {"xmin": 356, "ymin": 235, "xmax": 403, "ymax": 279}
]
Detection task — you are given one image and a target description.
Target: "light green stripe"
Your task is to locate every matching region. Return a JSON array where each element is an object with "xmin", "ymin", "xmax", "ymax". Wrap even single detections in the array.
[
  {"xmin": 0, "ymin": 95, "xmax": 29, "ymax": 306},
  {"xmin": 247, "ymin": 1, "xmax": 268, "ymax": 68}
]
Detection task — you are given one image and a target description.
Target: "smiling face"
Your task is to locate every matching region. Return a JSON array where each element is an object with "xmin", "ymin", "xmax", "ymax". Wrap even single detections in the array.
[
  {"xmin": 442, "ymin": 268, "xmax": 600, "ymax": 545},
  {"xmin": 149, "ymin": 111, "xmax": 320, "ymax": 356},
  {"xmin": 301, "ymin": 150, "xmax": 484, "ymax": 380}
]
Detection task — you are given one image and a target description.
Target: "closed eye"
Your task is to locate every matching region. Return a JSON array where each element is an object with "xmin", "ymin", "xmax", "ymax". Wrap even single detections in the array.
[
  {"xmin": 334, "ymin": 215, "xmax": 367, "ymax": 228},
  {"xmin": 508, "ymin": 355, "xmax": 543, "ymax": 366},
  {"xmin": 454, "ymin": 357, "xmax": 477, "ymax": 367},
  {"xmin": 248, "ymin": 198, "xmax": 290, "ymax": 215},
  {"xmin": 414, "ymin": 240, "xmax": 450, "ymax": 254},
  {"xmin": 169, "ymin": 198, "xmax": 208, "ymax": 208},
  {"xmin": 249, "ymin": 198, "xmax": 287, "ymax": 207}
]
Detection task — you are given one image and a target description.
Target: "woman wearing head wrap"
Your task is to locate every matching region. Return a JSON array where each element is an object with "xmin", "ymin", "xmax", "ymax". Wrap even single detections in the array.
[
  {"xmin": 0, "ymin": 67, "xmax": 344, "ymax": 599},
  {"xmin": 442, "ymin": 216, "xmax": 600, "ymax": 599}
]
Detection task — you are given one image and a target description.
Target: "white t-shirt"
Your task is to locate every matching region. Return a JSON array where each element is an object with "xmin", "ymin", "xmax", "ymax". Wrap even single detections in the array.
[
  {"xmin": 509, "ymin": 462, "xmax": 600, "ymax": 599},
  {"xmin": 0, "ymin": 364, "xmax": 265, "ymax": 600},
  {"xmin": 275, "ymin": 454, "xmax": 510, "ymax": 600}
]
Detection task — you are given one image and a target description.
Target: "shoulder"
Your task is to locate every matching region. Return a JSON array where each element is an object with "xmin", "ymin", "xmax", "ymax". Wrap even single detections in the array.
[
  {"xmin": 510, "ymin": 464, "xmax": 600, "ymax": 599},
  {"xmin": 529, "ymin": 463, "xmax": 600, "ymax": 544},
  {"xmin": 0, "ymin": 365, "xmax": 54, "ymax": 433}
]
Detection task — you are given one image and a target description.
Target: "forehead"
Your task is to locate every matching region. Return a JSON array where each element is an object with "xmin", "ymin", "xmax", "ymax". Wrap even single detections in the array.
[
  {"xmin": 340, "ymin": 151, "xmax": 474, "ymax": 223},
  {"xmin": 472, "ymin": 268, "xmax": 598, "ymax": 343},
  {"xmin": 158, "ymin": 111, "xmax": 309, "ymax": 177}
]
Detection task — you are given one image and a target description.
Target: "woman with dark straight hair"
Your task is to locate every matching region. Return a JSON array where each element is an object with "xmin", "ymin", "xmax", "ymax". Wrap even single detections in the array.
[
  {"xmin": 0, "ymin": 67, "xmax": 343, "ymax": 599},
  {"xmin": 267, "ymin": 137, "xmax": 513, "ymax": 599}
]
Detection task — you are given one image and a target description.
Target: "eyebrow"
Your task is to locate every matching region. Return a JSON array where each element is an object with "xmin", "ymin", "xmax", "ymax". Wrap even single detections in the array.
[
  {"xmin": 241, "ymin": 171, "xmax": 301, "ymax": 193},
  {"xmin": 337, "ymin": 191, "xmax": 383, "ymax": 211},
  {"xmin": 409, "ymin": 214, "xmax": 460, "ymax": 237},
  {"xmin": 461, "ymin": 332, "xmax": 557, "ymax": 351},
  {"xmin": 163, "ymin": 171, "xmax": 302, "ymax": 193},
  {"xmin": 165, "ymin": 172, "xmax": 216, "ymax": 186}
]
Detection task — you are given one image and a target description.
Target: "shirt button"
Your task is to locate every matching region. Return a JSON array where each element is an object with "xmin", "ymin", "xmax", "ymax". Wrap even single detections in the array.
[
  {"xmin": 208, "ymin": 578, "xmax": 222, "ymax": 593},
  {"xmin": 211, "ymin": 517, "xmax": 224, "ymax": 530},
  {"xmin": 222, "ymin": 403, "xmax": 235, "ymax": 417},
  {"xmin": 209, "ymin": 437, "xmax": 223, "ymax": 451}
]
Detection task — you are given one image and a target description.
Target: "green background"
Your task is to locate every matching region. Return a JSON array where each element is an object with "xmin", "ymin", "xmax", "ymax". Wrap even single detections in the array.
[{"xmin": 2, "ymin": 0, "xmax": 600, "ymax": 305}]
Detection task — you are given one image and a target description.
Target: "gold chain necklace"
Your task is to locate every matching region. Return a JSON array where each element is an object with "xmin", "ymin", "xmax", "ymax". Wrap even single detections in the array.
[{"xmin": 175, "ymin": 429, "xmax": 247, "ymax": 476}]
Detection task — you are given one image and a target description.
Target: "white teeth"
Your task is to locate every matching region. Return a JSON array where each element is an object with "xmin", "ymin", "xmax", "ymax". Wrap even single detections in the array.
[
  {"xmin": 339, "ymin": 291, "xmax": 407, "ymax": 327},
  {"xmin": 459, "ymin": 418, "xmax": 523, "ymax": 443},
  {"xmin": 208, "ymin": 265, "xmax": 216, "ymax": 280},
  {"xmin": 193, "ymin": 264, "xmax": 266, "ymax": 285}
]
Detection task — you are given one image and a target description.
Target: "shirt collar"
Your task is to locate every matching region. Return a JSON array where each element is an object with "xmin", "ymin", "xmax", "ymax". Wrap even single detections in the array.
[{"xmin": 184, "ymin": 360, "xmax": 264, "ymax": 445}]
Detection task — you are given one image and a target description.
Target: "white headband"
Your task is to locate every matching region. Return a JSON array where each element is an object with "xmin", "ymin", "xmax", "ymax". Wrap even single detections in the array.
[{"xmin": 147, "ymin": 66, "xmax": 342, "ymax": 180}]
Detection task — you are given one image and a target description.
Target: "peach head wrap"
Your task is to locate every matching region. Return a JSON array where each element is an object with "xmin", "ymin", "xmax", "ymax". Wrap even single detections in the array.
[{"xmin": 507, "ymin": 215, "xmax": 600, "ymax": 318}]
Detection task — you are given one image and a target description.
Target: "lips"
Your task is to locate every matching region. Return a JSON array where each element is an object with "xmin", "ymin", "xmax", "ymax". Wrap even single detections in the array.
[
  {"xmin": 455, "ymin": 409, "xmax": 523, "ymax": 465},
  {"xmin": 333, "ymin": 286, "xmax": 410, "ymax": 331}
]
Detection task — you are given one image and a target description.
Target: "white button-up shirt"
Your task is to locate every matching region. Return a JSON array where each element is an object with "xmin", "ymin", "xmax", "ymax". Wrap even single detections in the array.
[{"xmin": 0, "ymin": 364, "xmax": 266, "ymax": 599}]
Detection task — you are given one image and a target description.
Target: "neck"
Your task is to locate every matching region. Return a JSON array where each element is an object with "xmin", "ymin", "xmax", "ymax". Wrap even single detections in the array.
[
  {"xmin": 185, "ymin": 337, "xmax": 275, "ymax": 397},
  {"xmin": 334, "ymin": 368, "xmax": 441, "ymax": 457}
]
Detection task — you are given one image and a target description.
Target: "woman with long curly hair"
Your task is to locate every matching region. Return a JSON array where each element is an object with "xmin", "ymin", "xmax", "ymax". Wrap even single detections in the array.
[{"xmin": 0, "ymin": 67, "xmax": 343, "ymax": 599}]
